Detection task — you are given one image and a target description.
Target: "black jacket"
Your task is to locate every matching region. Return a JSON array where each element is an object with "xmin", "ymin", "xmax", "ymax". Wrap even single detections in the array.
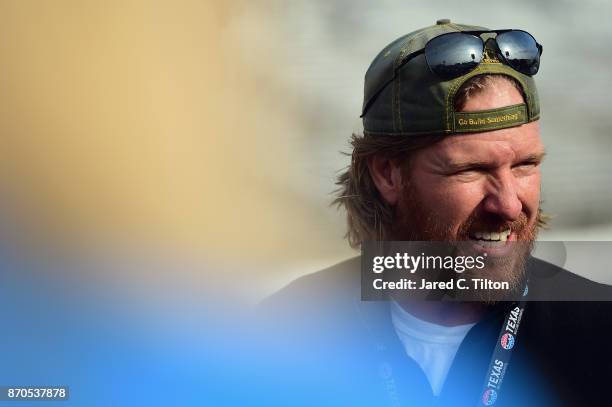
[{"xmin": 259, "ymin": 256, "xmax": 612, "ymax": 407}]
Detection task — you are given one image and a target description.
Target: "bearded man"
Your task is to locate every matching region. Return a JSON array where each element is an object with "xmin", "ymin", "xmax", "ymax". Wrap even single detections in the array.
[{"xmin": 260, "ymin": 20, "xmax": 612, "ymax": 407}]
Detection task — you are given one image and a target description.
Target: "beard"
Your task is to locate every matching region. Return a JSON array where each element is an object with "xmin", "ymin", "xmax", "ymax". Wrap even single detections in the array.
[{"xmin": 390, "ymin": 183, "xmax": 541, "ymax": 303}]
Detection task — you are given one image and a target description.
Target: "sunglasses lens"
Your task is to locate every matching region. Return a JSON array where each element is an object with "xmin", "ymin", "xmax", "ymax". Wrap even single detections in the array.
[
  {"xmin": 425, "ymin": 33, "xmax": 483, "ymax": 80},
  {"xmin": 496, "ymin": 31, "xmax": 540, "ymax": 75}
]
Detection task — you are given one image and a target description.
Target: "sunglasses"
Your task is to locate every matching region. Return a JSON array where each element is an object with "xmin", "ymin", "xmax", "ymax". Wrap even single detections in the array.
[
  {"xmin": 422, "ymin": 29, "xmax": 543, "ymax": 80},
  {"xmin": 361, "ymin": 29, "xmax": 543, "ymax": 118}
]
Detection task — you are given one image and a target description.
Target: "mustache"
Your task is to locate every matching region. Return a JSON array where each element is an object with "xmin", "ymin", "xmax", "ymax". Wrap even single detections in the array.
[{"xmin": 458, "ymin": 212, "xmax": 530, "ymax": 238}]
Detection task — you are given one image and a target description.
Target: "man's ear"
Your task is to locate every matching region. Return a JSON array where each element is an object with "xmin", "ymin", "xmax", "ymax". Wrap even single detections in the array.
[{"xmin": 367, "ymin": 155, "xmax": 405, "ymax": 205}]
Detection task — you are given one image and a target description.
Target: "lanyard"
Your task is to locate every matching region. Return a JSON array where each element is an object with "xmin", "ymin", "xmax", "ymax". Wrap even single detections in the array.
[{"xmin": 478, "ymin": 284, "xmax": 528, "ymax": 406}]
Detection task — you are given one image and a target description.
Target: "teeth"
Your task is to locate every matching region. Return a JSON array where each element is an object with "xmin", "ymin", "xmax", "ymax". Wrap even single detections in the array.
[
  {"xmin": 501, "ymin": 228, "xmax": 511, "ymax": 241},
  {"xmin": 470, "ymin": 228, "xmax": 511, "ymax": 242}
]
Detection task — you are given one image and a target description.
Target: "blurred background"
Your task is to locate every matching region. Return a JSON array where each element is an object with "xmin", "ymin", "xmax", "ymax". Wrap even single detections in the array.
[{"xmin": 1, "ymin": 0, "xmax": 612, "ymax": 304}]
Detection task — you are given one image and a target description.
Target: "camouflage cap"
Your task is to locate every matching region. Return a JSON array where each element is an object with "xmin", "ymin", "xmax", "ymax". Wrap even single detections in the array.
[{"xmin": 361, "ymin": 19, "xmax": 540, "ymax": 136}]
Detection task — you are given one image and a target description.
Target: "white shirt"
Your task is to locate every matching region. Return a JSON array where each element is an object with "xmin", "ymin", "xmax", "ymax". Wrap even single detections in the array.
[{"xmin": 390, "ymin": 301, "xmax": 476, "ymax": 396}]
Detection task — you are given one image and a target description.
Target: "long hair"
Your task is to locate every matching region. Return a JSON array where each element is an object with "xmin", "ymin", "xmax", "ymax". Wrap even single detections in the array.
[{"xmin": 333, "ymin": 134, "xmax": 443, "ymax": 248}]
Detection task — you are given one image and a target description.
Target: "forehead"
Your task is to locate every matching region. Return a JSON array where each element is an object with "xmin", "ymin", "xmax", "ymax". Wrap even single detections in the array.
[
  {"xmin": 430, "ymin": 76, "xmax": 544, "ymax": 162},
  {"xmin": 424, "ymin": 121, "xmax": 543, "ymax": 163}
]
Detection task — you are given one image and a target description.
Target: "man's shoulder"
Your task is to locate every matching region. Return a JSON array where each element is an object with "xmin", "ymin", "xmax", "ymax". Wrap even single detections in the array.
[
  {"xmin": 261, "ymin": 254, "xmax": 612, "ymax": 305},
  {"xmin": 260, "ymin": 256, "xmax": 361, "ymax": 311},
  {"xmin": 528, "ymin": 256, "xmax": 612, "ymax": 301},
  {"xmin": 256, "ymin": 256, "xmax": 371, "ymax": 342}
]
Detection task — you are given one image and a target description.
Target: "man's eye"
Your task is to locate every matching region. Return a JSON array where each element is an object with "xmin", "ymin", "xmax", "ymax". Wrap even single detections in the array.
[
  {"xmin": 513, "ymin": 161, "xmax": 539, "ymax": 169},
  {"xmin": 512, "ymin": 161, "xmax": 540, "ymax": 175},
  {"xmin": 453, "ymin": 166, "xmax": 486, "ymax": 175},
  {"xmin": 448, "ymin": 168, "xmax": 482, "ymax": 178}
]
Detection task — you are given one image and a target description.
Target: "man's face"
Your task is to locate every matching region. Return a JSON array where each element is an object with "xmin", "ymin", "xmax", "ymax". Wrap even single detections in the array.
[
  {"xmin": 395, "ymin": 80, "xmax": 545, "ymax": 244},
  {"xmin": 391, "ymin": 80, "xmax": 545, "ymax": 296}
]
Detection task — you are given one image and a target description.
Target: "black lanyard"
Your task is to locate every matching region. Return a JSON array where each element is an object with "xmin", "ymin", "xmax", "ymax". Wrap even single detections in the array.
[{"xmin": 478, "ymin": 285, "xmax": 528, "ymax": 406}]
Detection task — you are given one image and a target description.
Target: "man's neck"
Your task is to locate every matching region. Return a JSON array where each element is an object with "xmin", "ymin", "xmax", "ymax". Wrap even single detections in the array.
[{"xmin": 394, "ymin": 298, "xmax": 489, "ymax": 326}]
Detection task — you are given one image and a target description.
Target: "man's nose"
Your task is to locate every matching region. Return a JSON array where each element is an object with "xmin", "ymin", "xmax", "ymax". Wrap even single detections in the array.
[{"xmin": 482, "ymin": 171, "xmax": 522, "ymax": 220}]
